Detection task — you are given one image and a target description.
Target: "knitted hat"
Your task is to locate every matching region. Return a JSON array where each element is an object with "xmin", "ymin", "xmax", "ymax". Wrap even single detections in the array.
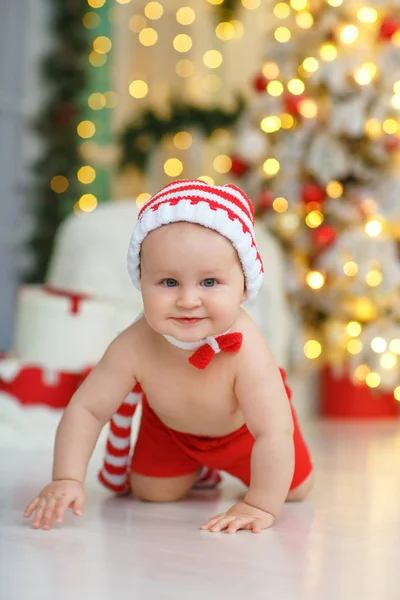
[{"xmin": 127, "ymin": 179, "xmax": 264, "ymax": 302}]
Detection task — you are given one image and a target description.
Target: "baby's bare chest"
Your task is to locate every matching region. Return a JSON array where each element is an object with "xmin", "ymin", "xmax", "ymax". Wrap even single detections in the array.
[{"xmin": 137, "ymin": 352, "xmax": 243, "ymax": 435}]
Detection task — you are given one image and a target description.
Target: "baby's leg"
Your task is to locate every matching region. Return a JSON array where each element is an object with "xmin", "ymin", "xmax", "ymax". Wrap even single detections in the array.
[
  {"xmin": 286, "ymin": 469, "xmax": 315, "ymax": 502},
  {"xmin": 130, "ymin": 471, "xmax": 198, "ymax": 502}
]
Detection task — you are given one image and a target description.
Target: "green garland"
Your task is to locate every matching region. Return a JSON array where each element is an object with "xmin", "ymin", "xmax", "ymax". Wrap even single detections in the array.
[{"xmin": 119, "ymin": 97, "xmax": 245, "ymax": 173}]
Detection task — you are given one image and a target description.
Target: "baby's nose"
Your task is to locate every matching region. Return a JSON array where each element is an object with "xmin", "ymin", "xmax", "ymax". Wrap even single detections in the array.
[{"xmin": 176, "ymin": 287, "xmax": 201, "ymax": 308}]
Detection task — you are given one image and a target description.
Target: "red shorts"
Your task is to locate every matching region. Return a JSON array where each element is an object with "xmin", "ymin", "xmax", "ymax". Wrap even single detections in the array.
[{"xmin": 130, "ymin": 386, "xmax": 312, "ymax": 491}]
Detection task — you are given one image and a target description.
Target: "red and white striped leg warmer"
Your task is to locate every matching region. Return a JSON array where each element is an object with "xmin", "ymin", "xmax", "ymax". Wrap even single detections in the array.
[
  {"xmin": 98, "ymin": 383, "xmax": 143, "ymax": 494},
  {"xmin": 98, "ymin": 382, "xmax": 222, "ymax": 494}
]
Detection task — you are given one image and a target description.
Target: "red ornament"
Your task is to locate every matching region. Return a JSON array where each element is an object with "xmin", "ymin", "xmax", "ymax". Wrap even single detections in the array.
[
  {"xmin": 284, "ymin": 94, "xmax": 303, "ymax": 116},
  {"xmin": 312, "ymin": 224, "xmax": 337, "ymax": 251},
  {"xmin": 258, "ymin": 189, "xmax": 275, "ymax": 211},
  {"xmin": 302, "ymin": 182, "xmax": 326, "ymax": 204},
  {"xmin": 229, "ymin": 155, "xmax": 250, "ymax": 177},
  {"xmin": 379, "ymin": 17, "xmax": 399, "ymax": 40},
  {"xmin": 384, "ymin": 135, "xmax": 400, "ymax": 153},
  {"xmin": 253, "ymin": 74, "xmax": 269, "ymax": 93}
]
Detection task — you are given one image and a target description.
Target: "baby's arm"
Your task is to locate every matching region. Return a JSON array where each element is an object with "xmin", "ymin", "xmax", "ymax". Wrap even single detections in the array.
[
  {"xmin": 201, "ymin": 330, "xmax": 294, "ymax": 534},
  {"xmin": 24, "ymin": 327, "xmax": 138, "ymax": 529}
]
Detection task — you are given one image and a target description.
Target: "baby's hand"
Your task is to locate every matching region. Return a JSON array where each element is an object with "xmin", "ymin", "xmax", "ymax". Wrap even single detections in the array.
[
  {"xmin": 200, "ymin": 501, "xmax": 275, "ymax": 534},
  {"xmin": 24, "ymin": 480, "xmax": 86, "ymax": 530}
]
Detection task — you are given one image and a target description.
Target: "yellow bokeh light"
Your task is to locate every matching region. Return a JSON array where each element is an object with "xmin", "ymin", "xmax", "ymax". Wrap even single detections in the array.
[
  {"xmin": 89, "ymin": 51, "xmax": 107, "ymax": 67},
  {"xmin": 366, "ymin": 269, "xmax": 382, "ymax": 287},
  {"xmin": 173, "ymin": 34, "xmax": 193, "ymax": 53},
  {"xmin": 144, "ymin": 2, "xmax": 163, "ymax": 19},
  {"xmin": 347, "ymin": 339, "xmax": 363, "ymax": 354},
  {"xmin": 164, "ymin": 158, "xmax": 183, "ymax": 177},
  {"xmin": 198, "ymin": 175, "xmax": 215, "ymax": 185},
  {"xmin": 88, "ymin": 92, "xmax": 106, "ymax": 110},
  {"xmin": 176, "ymin": 7, "xmax": 195, "ymax": 25},
  {"xmin": 394, "ymin": 386, "xmax": 400, "ymax": 401},
  {"xmin": 366, "ymin": 372, "xmax": 381, "ymax": 388},
  {"xmin": 274, "ymin": 2, "xmax": 291, "ymax": 18},
  {"xmin": 136, "ymin": 192, "xmax": 151, "ymax": 207},
  {"xmin": 93, "ymin": 36, "xmax": 112, "ymax": 54},
  {"xmin": 50, "ymin": 176, "xmax": 68, "ymax": 193},
  {"xmin": 306, "ymin": 211, "xmax": 324, "ymax": 228},
  {"xmin": 242, "ymin": 0, "xmax": 261, "ymax": 9},
  {"xmin": 302, "ymin": 57, "xmax": 319, "ymax": 73},
  {"xmin": 77, "ymin": 165, "xmax": 96, "ymax": 184},
  {"xmin": 296, "ymin": 12, "xmax": 313, "ymax": 29},
  {"xmin": 371, "ymin": 337, "xmax": 387, "ymax": 353},
  {"xmin": 392, "ymin": 95, "xmax": 400, "ymax": 110},
  {"xmin": 273, "ymin": 197, "xmax": 288, "ymax": 213},
  {"xmin": 176, "ymin": 59, "xmax": 195, "ymax": 78},
  {"xmin": 355, "ymin": 364, "xmax": 370, "ymax": 381},
  {"xmin": 365, "ymin": 219, "xmax": 383, "ymax": 236},
  {"xmin": 139, "ymin": 28, "xmax": 158, "ymax": 46},
  {"xmin": 275, "ymin": 27, "xmax": 291, "ymax": 43},
  {"xmin": 326, "ymin": 181, "xmax": 343, "ymax": 198},
  {"xmin": 389, "ymin": 339, "xmax": 400, "ymax": 354},
  {"xmin": 267, "ymin": 80, "xmax": 284, "ymax": 96},
  {"xmin": 208, "ymin": 0, "xmax": 223, "ymax": 4},
  {"xmin": 355, "ymin": 63, "xmax": 377, "ymax": 86},
  {"xmin": 340, "ymin": 25, "xmax": 359, "ymax": 44},
  {"xmin": 304, "ymin": 340, "xmax": 322, "ymax": 359},
  {"xmin": 346, "ymin": 321, "xmax": 362, "ymax": 337},
  {"xmin": 383, "ymin": 119, "xmax": 398, "ymax": 134},
  {"xmin": 213, "ymin": 155, "xmax": 232, "ymax": 173},
  {"xmin": 83, "ymin": 12, "xmax": 101, "ymax": 29},
  {"xmin": 87, "ymin": 0, "xmax": 106, "ymax": 7},
  {"xmin": 365, "ymin": 118, "xmax": 382, "ymax": 138},
  {"xmin": 343, "ymin": 261, "xmax": 358, "ymax": 276},
  {"xmin": 287, "ymin": 78, "xmax": 305, "ymax": 95},
  {"xmin": 357, "ymin": 8, "xmax": 378, "ymax": 23},
  {"xmin": 327, "ymin": 0, "xmax": 343, "ymax": 4},
  {"xmin": 320, "ymin": 43, "xmax": 337, "ymax": 61},
  {"xmin": 299, "ymin": 99, "xmax": 318, "ymax": 119},
  {"xmin": 281, "ymin": 113, "xmax": 295, "ymax": 128},
  {"xmin": 306, "ymin": 270, "xmax": 325, "ymax": 289},
  {"xmin": 129, "ymin": 80, "xmax": 149, "ymax": 99},
  {"xmin": 230, "ymin": 20, "xmax": 244, "ymax": 39},
  {"xmin": 262, "ymin": 62, "xmax": 280, "ymax": 79},
  {"xmin": 394, "ymin": 81, "xmax": 400, "ymax": 94},
  {"xmin": 353, "ymin": 297, "xmax": 377, "ymax": 321},
  {"xmin": 203, "ymin": 50, "xmax": 223, "ymax": 68},
  {"xmin": 263, "ymin": 158, "xmax": 280, "ymax": 175},
  {"xmin": 260, "ymin": 116, "xmax": 281, "ymax": 133},
  {"xmin": 77, "ymin": 120, "xmax": 96, "ymax": 139},
  {"xmin": 381, "ymin": 353, "xmax": 397, "ymax": 369},
  {"xmin": 216, "ymin": 22, "xmax": 235, "ymax": 40},
  {"xmin": 290, "ymin": 0, "xmax": 307, "ymax": 9},
  {"xmin": 173, "ymin": 131, "xmax": 192, "ymax": 150},
  {"xmin": 78, "ymin": 194, "xmax": 97, "ymax": 213}
]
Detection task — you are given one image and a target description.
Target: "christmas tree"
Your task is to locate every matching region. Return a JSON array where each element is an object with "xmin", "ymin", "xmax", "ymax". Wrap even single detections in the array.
[{"xmin": 229, "ymin": 0, "xmax": 400, "ymax": 397}]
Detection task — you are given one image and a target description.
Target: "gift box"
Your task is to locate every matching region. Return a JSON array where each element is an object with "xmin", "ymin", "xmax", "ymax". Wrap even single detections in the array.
[{"xmin": 320, "ymin": 365, "xmax": 399, "ymax": 419}]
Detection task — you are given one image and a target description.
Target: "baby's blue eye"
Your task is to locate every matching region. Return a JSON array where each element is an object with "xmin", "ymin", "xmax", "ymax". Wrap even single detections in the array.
[
  {"xmin": 163, "ymin": 278, "xmax": 178, "ymax": 287},
  {"xmin": 202, "ymin": 278, "xmax": 217, "ymax": 288}
]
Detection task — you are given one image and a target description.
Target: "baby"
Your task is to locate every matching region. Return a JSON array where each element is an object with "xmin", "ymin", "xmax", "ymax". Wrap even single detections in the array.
[{"xmin": 24, "ymin": 180, "xmax": 313, "ymax": 534}]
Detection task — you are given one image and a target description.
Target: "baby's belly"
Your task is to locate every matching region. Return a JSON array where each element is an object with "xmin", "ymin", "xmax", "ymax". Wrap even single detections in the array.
[{"xmin": 145, "ymin": 393, "xmax": 245, "ymax": 437}]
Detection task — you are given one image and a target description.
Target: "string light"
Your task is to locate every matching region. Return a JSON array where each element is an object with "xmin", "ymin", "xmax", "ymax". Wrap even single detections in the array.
[
  {"xmin": 260, "ymin": 116, "xmax": 281, "ymax": 133},
  {"xmin": 281, "ymin": 113, "xmax": 295, "ymax": 128},
  {"xmin": 290, "ymin": 0, "xmax": 308, "ymax": 9},
  {"xmin": 164, "ymin": 158, "xmax": 183, "ymax": 176},
  {"xmin": 347, "ymin": 339, "xmax": 362, "ymax": 354},
  {"xmin": 340, "ymin": 25, "xmax": 359, "ymax": 44},
  {"xmin": 203, "ymin": 50, "xmax": 223, "ymax": 68},
  {"xmin": 78, "ymin": 194, "xmax": 98, "ymax": 212},
  {"xmin": 305, "ymin": 210, "xmax": 324, "ymax": 228},
  {"xmin": 242, "ymin": 0, "xmax": 261, "ymax": 9},
  {"xmin": 383, "ymin": 119, "xmax": 398, "ymax": 134},
  {"xmin": 380, "ymin": 353, "xmax": 397, "ymax": 369},
  {"xmin": 88, "ymin": 92, "xmax": 106, "ymax": 110},
  {"xmin": 320, "ymin": 43, "xmax": 337, "ymax": 61},
  {"xmin": 263, "ymin": 158, "xmax": 280, "ymax": 175},
  {"xmin": 274, "ymin": 3, "xmax": 291, "ymax": 18},
  {"xmin": 129, "ymin": 80, "xmax": 149, "ymax": 98},
  {"xmin": 262, "ymin": 62, "xmax": 280, "ymax": 79},
  {"xmin": 357, "ymin": 8, "xmax": 378, "ymax": 23},
  {"xmin": 365, "ymin": 219, "xmax": 383, "ymax": 236},
  {"xmin": 136, "ymin": 192, "xmax": 151, "ymax": 207},
  {"xmin": 87, "ymin": 0, "xmax": 106, "ymax": 8},
  {"xmin": 144, "ymin": 2, "xmax": 163, "ymax": 19},
  {"xmin": 366, "ymin": 372, "xmax": 381, "ymax": 388},
  {"xmin": 327, "ymin": 0, "xmax": 342, "ymax": 5},
  {"xmin": 306, "ymin": 271, "xmax": 325, "ymax": 289},
  {"xmin": 366, "ymin": 270, "xmax": 382, "ymax": 287},
  {"xmin": 371, "ymin": 337, "xmax": 387, "ymax": 353},
  {"xmin": 176, "ymin": 7, "xmax": 195, "ymax": 25},
  {"xmin": 302, "ymin": 57, "xmax": 319, "ymax": 73},
  {"xmin": 77, "ymin": 121, "xmax": 96, "ymax": 138},
  {"xmin": 50, "ymin": 176, "xmax": 69, "ymax": 193},
  {"xmin": 173, "ymin": 132, "xmax": 192, "ymax": 150},
  {"xmin": 173, "ymin": 34, "xmax": 193, "ymax": 52},
  {"xmin": 77, "ymin": 166, "xmax": 96, "ymax": 184},
  {"xmin": 275, "ymin": 27, "xmax": 291, "ymax": 42},
  {"xmin": 93, "ymin": 36, "xmax": 112, "ymax": 54},
  {"xmin": 83, "ymin": 13, "xmax": 101, "ymax": 29},
  {"xmin": 89, "ymin": 52, "xmax": 107, "ymax": 67},
  {"xmin": 355, "ymin": 364, "xmax": 370, "ymax": 381},
  {"xmin": 273, "ymin": 197, "xmax": 288, "ymax": 212},
  {"xmin": 129, "ymin": 15, "xmax": 147, "ymax": 32},
  {"xmin": 389, "ymin": 339, "xmax": 400, "ymax": 354},
  {"xmin": 326, "ymin": 181, "xmax": 343, "ymax": 198},
  {"xmin": 198, "ymin": 175, "xmax": 215, "ymax": 184},
  {"xmin": 346, "ymin": 321, "xmax": 362, "ymax": 337},
  {"xmin": 287, "ymin": 78, "xmax": 305, "ymax": 95},
  {"xmin": 304, "ymin": 340, "xmax": 322, "ymax": 359},
  {"xmin": 216, "ymin": 22, "xmax": 236, "ymax": 40},
  {"xmin": 176, "ymin": 59, "xmax": 195, "ymax": 77},
  {"xmin": 267, "ymin": 81, "xmax": 284, "ymax": 96},
  {"xmin": 139, "ymin": 28, "xmax": 158, "ymax": 46},
  {"xmin": 213, "ymin": 155, "xmax": 232, "ymax": 173},
  {"xmin": 296, "ymin": 12, "xmax": 313, "ymax": 29},
  {"xmin": 394, "ymin": 387, "xmax": 400, "ymax": 401}
]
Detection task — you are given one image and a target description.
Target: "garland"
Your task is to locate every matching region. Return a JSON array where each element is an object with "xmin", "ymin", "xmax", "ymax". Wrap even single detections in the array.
[{"xmin": 119, "ymin": 97, "xmax": 245, "ymax": 172}]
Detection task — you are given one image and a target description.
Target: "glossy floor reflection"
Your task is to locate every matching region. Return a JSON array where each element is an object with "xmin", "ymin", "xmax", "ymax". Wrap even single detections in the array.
[{"xmin": 1, "ymin": 411, "xmax": 400, "ymax": 600}]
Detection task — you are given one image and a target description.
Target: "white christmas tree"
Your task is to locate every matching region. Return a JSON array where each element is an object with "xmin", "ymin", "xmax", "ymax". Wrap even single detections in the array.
[{"xmin": 228, "ymin": 0, "xmax": 400, "ymax": 396}]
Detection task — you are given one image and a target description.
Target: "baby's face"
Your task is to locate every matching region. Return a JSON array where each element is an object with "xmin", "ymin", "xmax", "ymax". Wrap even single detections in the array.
[{"xmin": 140, "ymin": 222, "xmax": 245, "ymax": 341}]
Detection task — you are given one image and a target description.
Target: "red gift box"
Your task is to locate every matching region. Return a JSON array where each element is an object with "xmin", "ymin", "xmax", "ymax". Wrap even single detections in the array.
[{"xmin": 320, "ymin": 365, "xmax": 399, "ymax": 419}]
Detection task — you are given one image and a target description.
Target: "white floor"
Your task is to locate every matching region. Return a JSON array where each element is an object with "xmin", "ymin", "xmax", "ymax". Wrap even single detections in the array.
[{"xmin": 1, "ymin": 397, "xmax": 400, "ymax": 600}]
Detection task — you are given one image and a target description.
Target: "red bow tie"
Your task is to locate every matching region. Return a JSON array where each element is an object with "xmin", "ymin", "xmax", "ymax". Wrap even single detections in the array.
[{"xmin": 188, "ymin": 332, "xmax": 243, "ymax": 369}]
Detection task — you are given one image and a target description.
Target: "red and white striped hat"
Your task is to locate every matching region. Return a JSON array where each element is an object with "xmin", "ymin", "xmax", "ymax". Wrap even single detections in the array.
[{"xmin": 127, "ymin": 180, "xmax": 264, "ymax": 302}]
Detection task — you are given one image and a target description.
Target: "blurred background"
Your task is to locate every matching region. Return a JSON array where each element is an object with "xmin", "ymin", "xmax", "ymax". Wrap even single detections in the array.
[{"xmin": 1, "ymin": 0, "xmax": 400, "ymax": 423}]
